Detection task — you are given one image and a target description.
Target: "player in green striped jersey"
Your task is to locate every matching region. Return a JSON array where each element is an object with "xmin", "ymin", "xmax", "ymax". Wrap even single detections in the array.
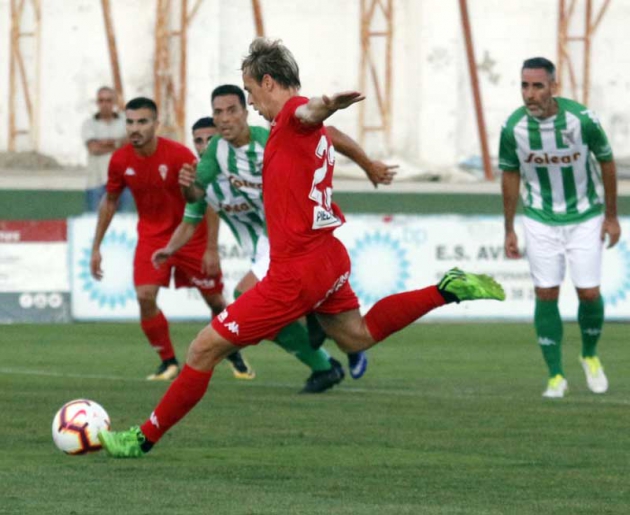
[
  {"xmin": 187, "ymin": 116, "xmax": 256, "ymax": 381},
  {"xmin": 500, "ymin": 57, "xmax": 621, "ymax": 398}
]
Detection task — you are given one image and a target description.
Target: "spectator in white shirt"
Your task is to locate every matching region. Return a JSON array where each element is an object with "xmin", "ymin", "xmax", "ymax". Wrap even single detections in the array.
[{"xmin": 81, "ymin": 86, "xmax": 133, "ymax": 212}]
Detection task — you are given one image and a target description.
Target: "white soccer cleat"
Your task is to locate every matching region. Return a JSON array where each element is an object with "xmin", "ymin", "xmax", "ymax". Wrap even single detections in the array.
[
  {"xmin": 580, "ymin": 356, "xmax": 608, "ymax": 394},
  {"xmin": 542, "ymin": 374, "xmax": 568, "ymax": 398}
]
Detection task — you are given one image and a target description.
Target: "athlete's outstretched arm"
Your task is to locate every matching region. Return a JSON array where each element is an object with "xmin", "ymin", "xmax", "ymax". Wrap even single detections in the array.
[
  {"xmin": 90, "ymin": 191, "xmax": 121, "ymax": 280},
  {"xmin": 326, "ymin": 125, "xmax": 397, "ymax": 188},
  {"xmin": 151, "ymin": 221, "xmax": 197, "ymax": 269},
  {"xmin": 295, "ymin": 91, "xmax": 365, "ymax": 126}
]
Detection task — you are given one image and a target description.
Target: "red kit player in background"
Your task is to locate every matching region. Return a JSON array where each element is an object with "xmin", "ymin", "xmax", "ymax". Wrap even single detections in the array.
[
  {"xmin": 90, "ymin": 97, "xmax": 253, "ymax": 382},
  {"xmin": 98, "ymin": 42, "xmax": 505, "ymax": 457}
]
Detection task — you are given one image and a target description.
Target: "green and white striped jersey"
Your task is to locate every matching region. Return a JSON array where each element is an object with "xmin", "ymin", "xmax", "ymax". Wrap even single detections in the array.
[
  {"xmin": 499, "ymin": 97, "xmax": 613, "ymax": 225},
  {"xmin": 183, "ymin": 126, "xmax": 268, "ymax": 254}
]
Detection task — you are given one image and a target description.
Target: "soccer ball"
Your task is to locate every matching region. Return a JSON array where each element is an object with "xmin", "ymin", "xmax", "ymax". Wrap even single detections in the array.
[{"xmin": 51, "ymin": 399, "xmax": 110, "ymax": 455}]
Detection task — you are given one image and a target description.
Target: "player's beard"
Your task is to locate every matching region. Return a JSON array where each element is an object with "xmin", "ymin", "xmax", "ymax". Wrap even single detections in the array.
[{"xmin": 130, "ymin": 133, "xmax": 146, "ymax": 147}]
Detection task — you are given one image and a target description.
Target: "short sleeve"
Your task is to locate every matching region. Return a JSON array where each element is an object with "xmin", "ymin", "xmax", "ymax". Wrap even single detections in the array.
[
  {"xmin": 582, "ymin": 111, "xmax": 613, "ymax": 162},
  {"xmin": 183, "ymin": 198, "xmax": 208, "ymax": 225},
  {"xmin": 176, "ymin": 144, "xmax": 196, "ymax": 165},
  {"xmin": 195, "ymin": 137, "xmax": 221, "ymax": 190},
  {"xmin": 286, "ymin": 96, "xmax": 322, "ymax": 134},
  {"xmin": 498, "ymin": 123, "xmax": 520, "ymax": 171},
  {"xmin": 105, "ymin": 149, "xmax": 126, "ymax": 194}
]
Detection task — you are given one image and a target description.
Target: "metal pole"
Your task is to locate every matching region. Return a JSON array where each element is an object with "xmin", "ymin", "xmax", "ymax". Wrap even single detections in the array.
[
  {"xmin": 100, "ymin": 0, "xmax": 125, "ymax": 109},
  {"xmin": 252, "ymin": 0, "xmax": 265, "ymax": 37},
  {"xmin": 33, "ymin": 0, "xmax": 40, "ymax": 149},
  {"xmin": 8, "ymin": 0, "xmax": 18, "ymax": 151},
  {"xmin": 458, "ymin": 0, "xmax": 493, "ymax": 181},
  {"xmin": 583, "ymin": 0, "xmax": 592, "ymax": 105},
  {"xmin": 358, "ymin": 0, "xmax": 367, "ymax": 145},
  {"xmin": 557, "ymin": 0, "xmax": 565, "ymax": 95},
  {"xmin": 178, "ymin": 0, "xmax": 187, "ymax": 142},
  {"xmin": 384, "ymin": 0, "xmax": 393, "ymax": 151}
]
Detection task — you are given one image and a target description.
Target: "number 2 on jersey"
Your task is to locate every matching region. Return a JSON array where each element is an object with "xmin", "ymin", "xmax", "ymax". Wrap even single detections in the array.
[{"xmin": 309, "ymin": 135, "xmax": 341, "ymax": 230}]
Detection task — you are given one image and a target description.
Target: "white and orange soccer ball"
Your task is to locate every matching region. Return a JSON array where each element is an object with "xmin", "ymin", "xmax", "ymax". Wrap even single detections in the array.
[{"xmin": 51, "ymin": 399, "xmax": 111, "ymax": 455}]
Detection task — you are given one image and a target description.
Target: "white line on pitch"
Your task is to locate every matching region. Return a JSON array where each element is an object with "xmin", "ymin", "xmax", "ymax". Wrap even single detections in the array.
[{"xmin": 1, "ymin": 367, "xmax": 629, "ymax": 406}]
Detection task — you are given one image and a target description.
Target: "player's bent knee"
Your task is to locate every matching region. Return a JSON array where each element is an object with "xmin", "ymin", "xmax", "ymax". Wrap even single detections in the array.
[
  {"xmin": 186, "ymin": 325, "xmax": 237, "ymax": 371},
  {"xmin": 136, "ymin": 289, "xmax": 158, "ymax": 308},
  {"xmin": 330, "ymin": 326, "xmax": 375, "ymax": 353}
]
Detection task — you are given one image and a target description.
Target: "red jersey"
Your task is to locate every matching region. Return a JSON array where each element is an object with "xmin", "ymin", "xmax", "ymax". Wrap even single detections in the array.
[
  {"xmin": 107, "ymin": 137, "xmax": 206, "ymax": 248},
  {"xmin": 264, "ymin": 96, "xmax": 345, "ymax": 260}
]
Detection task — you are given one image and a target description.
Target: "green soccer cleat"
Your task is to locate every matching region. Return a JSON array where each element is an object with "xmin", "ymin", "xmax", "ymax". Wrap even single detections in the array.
[
  {"xmin": 437, "ymin": 268, "xmax": 506, "ymax": 302},
  {"xmin": 98, "ymin": 426, "xmax": 146, "ymax": 458}
]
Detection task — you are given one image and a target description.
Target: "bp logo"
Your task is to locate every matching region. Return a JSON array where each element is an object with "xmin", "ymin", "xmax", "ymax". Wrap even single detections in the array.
[
  {"xmin": 78, "ymin": 230, "xmax": 136, "ymax": 308},
  {"xmin": 349, "ymin": 232, "xmax": 410, "ymax": 305},
  {"xmin": 602, "ymin": 240, "xmax": 630, "ymax": 307}
]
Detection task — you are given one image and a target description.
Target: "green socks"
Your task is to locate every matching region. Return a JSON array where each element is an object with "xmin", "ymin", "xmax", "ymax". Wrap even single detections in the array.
[
  {"xmin": 274, "ymin": 322, "xmax": 332, "ymax": 372},
  {"xmin": 578, "ymin": 296, "xmax": 604, "ymax": 358},
  {"xmin": 534, "ymin": 299, "xmax": 564, "ymax": 378}
]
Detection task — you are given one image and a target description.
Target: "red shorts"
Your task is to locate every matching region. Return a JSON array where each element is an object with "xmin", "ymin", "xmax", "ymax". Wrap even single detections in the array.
[
  {"xmin": 212, "ymin": 236, "xmax": 359, "ymax": 345},
  {"xmin": 134, "ymin": 240, "xmax": 223, "ymax": 294}
]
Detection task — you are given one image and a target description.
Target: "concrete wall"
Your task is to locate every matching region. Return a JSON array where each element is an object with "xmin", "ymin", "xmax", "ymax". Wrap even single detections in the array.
[{"xmin": 1, "ymin": 0, "xmax": 629, "ymax": 171}]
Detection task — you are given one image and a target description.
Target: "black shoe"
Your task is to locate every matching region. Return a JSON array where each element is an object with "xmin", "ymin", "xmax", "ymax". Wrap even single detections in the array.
[
  {"xmin": 226, "ymin": 351, "xmax": 255, "ymax": 379},
  {"xmin": 306, "ymin": 313, "xmax": 327, "ymax": 350},
  {"xmin": 301, "ymin": 357, "xmax": 345, "ymax": 393},
  {"xmin": 146, "ymin": 357, "xmax": 179, "ymax": 381}
]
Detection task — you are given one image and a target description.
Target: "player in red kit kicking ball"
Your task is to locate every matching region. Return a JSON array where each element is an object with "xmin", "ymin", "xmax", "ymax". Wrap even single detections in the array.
[
  {"xmin": 90, "ymin": 97, "xmax": 253, "ymax": 382},
  {"xmin": 98, "ymin": 41, "xmax": 505, "ymax": 457}
]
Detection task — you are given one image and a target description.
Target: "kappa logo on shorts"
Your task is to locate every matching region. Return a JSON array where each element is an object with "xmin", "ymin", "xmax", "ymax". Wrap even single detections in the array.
[
  {"xmin": 314, "ymin": 271, "xmax": 350, "ymax": 309},
  {"xmin": 191, "ymin": 277, "xmax": 216, "ymax": 289},
  {"xmin": 158, "ymin": 164, "xmax": 168, "ymax": 180},
  {"xmin": 225, "ymin": 321, "xmax": 239, "ymax": 335}
]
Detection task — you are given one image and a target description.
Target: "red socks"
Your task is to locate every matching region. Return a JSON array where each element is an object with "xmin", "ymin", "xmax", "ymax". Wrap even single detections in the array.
[
  {"xmin": 141, "ymin": 364, "xmax": 214, "ymax": 444},
  {"xmin": 364, "ymin": 286, "xmax": 446, "ymax": 342},
  {"xmin": 141, "ymin": 311, "xmax": 175, "ymax": 362}
]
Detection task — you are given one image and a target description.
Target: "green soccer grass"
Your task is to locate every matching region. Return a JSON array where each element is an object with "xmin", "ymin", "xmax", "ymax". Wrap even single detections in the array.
[{"xmin": 1, "ymin": 322, "xmax": 629, "ymax": 515}]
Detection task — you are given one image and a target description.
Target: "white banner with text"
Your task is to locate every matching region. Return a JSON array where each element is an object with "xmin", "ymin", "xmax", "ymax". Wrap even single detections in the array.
[
  {"xmin": 68, "ymin": 214, "xmax": 630, "ymax": 321},
  {"xmin": 0, "ymin": 220, "xmax": 71, "ymax": 322}
]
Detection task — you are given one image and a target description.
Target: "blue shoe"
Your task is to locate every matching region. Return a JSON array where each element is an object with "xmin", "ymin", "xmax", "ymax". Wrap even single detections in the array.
[{"xmin": 347, "ymin": 352, "xmax": 368, "ymax": 379}]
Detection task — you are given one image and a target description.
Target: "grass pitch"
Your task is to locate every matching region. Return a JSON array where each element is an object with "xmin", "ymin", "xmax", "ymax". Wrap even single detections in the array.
[{"xmin": 1, "ymin": 322, "xmax": 629, "ymax": 515}]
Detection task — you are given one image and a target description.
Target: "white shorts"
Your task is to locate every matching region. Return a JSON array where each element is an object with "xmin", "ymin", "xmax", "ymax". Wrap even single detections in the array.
[
  {"xmin": 523, "ymin": 214, "xmax": 603, "ymax": 289},
  {"xmin": 250, "ymin": 234, "xmax": 270, "ymax": 280}
]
